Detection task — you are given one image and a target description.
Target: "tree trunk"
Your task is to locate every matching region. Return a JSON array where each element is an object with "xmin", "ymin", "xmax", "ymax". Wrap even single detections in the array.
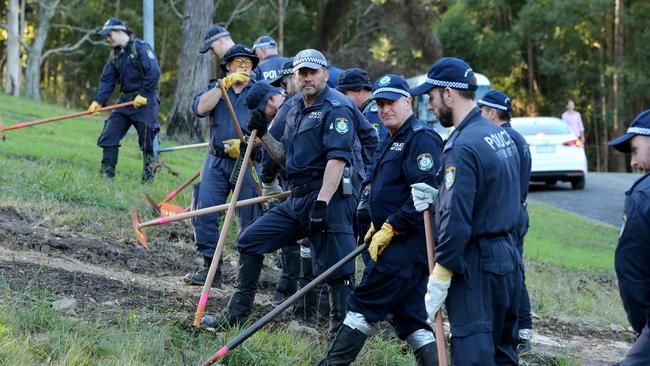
[
  {"xmin": 25, "ymin": 0, "xmax": 60, "ymax": 101},
  {"xmin": 166, "ymin": 0, "xmax": 215, "ymax": 141},
  {"xmin": 278, "ymin": 0, "xmax": 286, "ymax": 55},
  {"xmin": 611, "ymin": 0, "xmax": 626, "ymax": 171},
  {"xmin": 315, "ymin": 0, "xmax": 354, "ymax": 53},
  {"xmin": 398, "ymin": 0, "xmax": 443, "ymax": 61},
  {"xmin": 4, "ymin": 0, "xmax": 22, "ymax": 96}
]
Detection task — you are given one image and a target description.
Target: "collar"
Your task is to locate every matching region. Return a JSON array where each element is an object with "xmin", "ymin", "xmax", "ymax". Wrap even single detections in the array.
[
  {"xmin": 455, "ymin": 106, "xmax": 483, "ymax": 133},
  {"xmin": 389, "ymin": 114, "xmax": 416, "ymax": 139},
  {"xmin": 501, "ymin": 122, "xmax": 511, "ymax": 128},
  {"xmin": 627, "ymin": 171, "xmax": 650, "ymax": 195},
  {"xmin": 360, "ymin": 98, "xmax": 374, "ymax": 113},
  {"xmin": 298, "ymin": 86, "xmax": 330, "ymax": 111}
]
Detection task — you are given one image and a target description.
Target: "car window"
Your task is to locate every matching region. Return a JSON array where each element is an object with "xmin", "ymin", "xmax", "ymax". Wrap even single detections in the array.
[{"xmin": 512, "ymin": 120, "xmax": 572, "ymax": 136}]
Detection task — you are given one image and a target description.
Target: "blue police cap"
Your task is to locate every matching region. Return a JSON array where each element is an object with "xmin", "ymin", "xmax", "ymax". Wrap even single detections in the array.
[
  {"xmin": 371, "ymin": 74, "xmax": 411, "ymax": 102},
  {"xmin": 252, "ymin": 35, "xmax": 277, "ymax": 51},
  {"xmin": 412, "ymin": 57, "xmax": 478, "ymax": 96},
  {"xmin": 220, "ymin": 44, "xmax": 259, "ymax": 72},
  {"xmin": 293, "ymin": 49, "xmax": 327, "ymax": 72},
  {"xmin": 199, "ymin": 26, "xmax": 231, "ymax": 54},
  {"xmin": 609, "ymin": 109, "xmax": 650, "ymax": 153},
  {"xmin": 336, "ymin": 68, "xmax": 372, "ymax": 92},
  {"xmin": 246, "ymin": 81, "xmax": 282, "ymax": 112},
  {"xmin": 477, "ymin": 90, "xmax": 512, "ymax": 112},
  {"xmin": 98, "ymin": 18, "xmax": 129, "ymax": 37},
  {"xmin": 270, "ymin": 58, "xmax": 295, "ymax": 87}
]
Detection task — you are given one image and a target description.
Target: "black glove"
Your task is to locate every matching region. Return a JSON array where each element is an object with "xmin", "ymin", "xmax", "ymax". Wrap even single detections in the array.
[
  {"xmin": 356, "ymin": 187, "xmax": 371, "ymax": 225},
  {"xmin": 309, "ymin": 200, "xmax": 328, "ymax": 232},
  {"xmin": 247, "ymin": 109, "xmax": 269, "ymax": 137}
]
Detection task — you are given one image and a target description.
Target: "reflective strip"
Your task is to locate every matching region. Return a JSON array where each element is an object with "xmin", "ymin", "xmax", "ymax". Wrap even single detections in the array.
[
  {"xmin": 293, "ymin": 57, "xmax": 327, "ymax": 67},
  {"xmin": 253, "ymin": 41, "xmax": 276, "ymax": 49},
  {"xmin": 343, "ymin": 311, "xmax": 377, "ymax": 336},
  {"xmin": 102, "ymin": 25, "xmax": 127, "ymax": 32},
  {"xmin": 627, "ymin": 127, "xmax": 650, "ymax": 135},
  {"xmin": 425, "ymin": 77, "xmax": 472, "ymax": 90},
  {"xmin": 373, "ymin": 87, "xmax": 410, "ymax": 98},
  {"xmin": 478, "ymin": 99, "xmax": 509, "ymax": 111},
  {"xmin": 406, "ymin": 329, "xmax": 435, "ymax": 351},
  {"xmin": 203, "ymin": 31, "xmax": 231, "ymax": 45}
]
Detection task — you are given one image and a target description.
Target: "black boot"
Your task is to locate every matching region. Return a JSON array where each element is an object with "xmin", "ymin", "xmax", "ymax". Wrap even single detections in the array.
[
  {"xmin": 413, "ymin": 342, "xmax": 439, "ymax": 366},
  {"xmin": 328, "ymin": 278, "xmax": 353, "ymax": 336},
  {"xmin": 141, "ymin": 151, "xmax": 157, "ymax": 184},
  {"xmin": 273, "ymin": 247, "xmax": 300, "ymax": 304},
  {"xmin": 296, "ymin": 255, "xmax": 317, "ymax": 323},
  {"xmin": 100, "ymin": 147, "xmax": 119, "ymax": 179},
  {"xmin": 183, "ymin": 256, "xmax": 222, "ymax": 288},
  {"xmin": 315, "ymin": 324, "xmax": 368, "ymax": 366},
  {"xmin": 225, "ymin": 252, "xmax": 264, "ymax": 325}
]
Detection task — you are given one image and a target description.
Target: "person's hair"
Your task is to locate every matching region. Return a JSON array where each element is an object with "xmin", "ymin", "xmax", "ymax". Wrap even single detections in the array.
[
  {"xmin": 458, "ymin": 74, "xmax": 477, "ymax": 100},
  {"xmin": 495, "ymin": 109, "xmax": 512, "ymax": 122}
]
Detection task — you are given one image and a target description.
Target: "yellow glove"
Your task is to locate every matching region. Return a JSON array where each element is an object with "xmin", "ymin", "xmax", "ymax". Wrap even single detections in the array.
[
  {"xmin": 364, "ymin": 224, "xmax": 377, "ymax": 244},
  {"xmin": 88, "ymin": 101, "xmax": 101, "ymax": 115},
  {"xmin": 133, "ymin": 95, "xmax": 148, "ymax": 108},
  {"xmin": 223, "ymin": 138, "xmax": 241, "ymax": 159},
  {"xmin": 221, "ymin": 71, "xmax": 250, "ymax": 89},
  {"xmin": 368, "ymin": 222, "xmax": 396, "ymax": 262}
]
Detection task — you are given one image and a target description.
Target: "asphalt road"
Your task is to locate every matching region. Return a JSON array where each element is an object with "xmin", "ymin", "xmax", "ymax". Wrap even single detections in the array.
[{"xmin": 527, "ymin": 172, "xmax": 643, "ymax": 227}]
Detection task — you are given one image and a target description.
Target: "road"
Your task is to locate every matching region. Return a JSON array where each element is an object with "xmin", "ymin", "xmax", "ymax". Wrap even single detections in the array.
[{"xmin": 527, "ymin": 172, "xmax": 643, "ymax": 227}]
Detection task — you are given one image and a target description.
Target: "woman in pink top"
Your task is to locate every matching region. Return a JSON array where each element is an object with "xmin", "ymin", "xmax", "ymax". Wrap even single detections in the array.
[{"xmin": 562, "ymin": 99, "xmax": 585, "ymax": 143}]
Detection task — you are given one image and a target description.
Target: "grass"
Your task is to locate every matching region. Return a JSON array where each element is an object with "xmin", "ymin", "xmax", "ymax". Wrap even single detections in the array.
[{"xmin": 0, "ymin": 94, "xmax": 629, "ymax": 364}]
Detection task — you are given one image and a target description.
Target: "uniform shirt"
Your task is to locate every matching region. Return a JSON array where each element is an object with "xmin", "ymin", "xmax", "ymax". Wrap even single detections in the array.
[
  {"xmin": 435, "ymin": 107, "xmax": 521, "ymax": 274},
  {"xmin": 369, "ymin": 115, "xmax": 442, "ymax": 268},
  {"xmin": 192, "ymin": 81, "xmax": 254, "ymax": 151},
  {"xmin": 282, "ymin": 86, "xmax": 357, "ymax": 186},
  {"xmin": 254, "ymin": 54, "xmax": 289, "ymax": 81},
  {"xmin": 615, "ymin": 172, "xmax": 650, "ymax": 334},
  {"xmin": 261, "ymin": 97, "xmax": 293, "ymax": 183},
  {"xmin": 502, "ymin": 122, "xmax": 531, "ymax": 202},
  {"xmin": 361, "ymin": 98, "xmax": 389, "ymax": 183},
  {"xmin": 327, "ymin": 65, "xmax": 344, "ymax": 89}
]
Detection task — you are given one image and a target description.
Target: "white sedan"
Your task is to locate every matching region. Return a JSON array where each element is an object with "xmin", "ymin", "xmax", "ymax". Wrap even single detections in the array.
[{"xmin": 510, "ymin": 117, "xmax": 588, "ymax": 190}]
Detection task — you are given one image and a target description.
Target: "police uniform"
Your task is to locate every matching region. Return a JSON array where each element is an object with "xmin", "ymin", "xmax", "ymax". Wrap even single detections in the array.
[
  {"xmin": 251, "ymin": 36, "xmax": 289, "ymax": 82},
  {"xmin": 479, "ymin": 90, "xmax": 534, "ymax": 344},
  {"xmin": 608, "ymin": 110, "xmax": 650, "ymax": 366},
  {"xmin": 221, "ymin": 50, "xmax": 360, "ymax": 335},
  {"xmin": 317, "ymin": 75, "xmax": 443, "ymax": 366},
  {"xmin": 360, "ymin": 98, "xmax": 389, "ymax": 182},
  {"xmin": 92, "ymin": 18, "xmax": 160, "ymax": 182},
  {"xmin": 412, "ymin": 58, "xmax": 523, "ymax": 365},
  {"xmin": 187, "ymin": 44, "xmax": 262, "ymax": 282}
]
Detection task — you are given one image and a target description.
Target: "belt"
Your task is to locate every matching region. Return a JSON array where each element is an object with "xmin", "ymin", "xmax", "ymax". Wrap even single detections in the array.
[
  {"xmin": 290, "ymin": 179, "xmax": 323, "ymax": 197},
  {"xmin": 120, "ymin": 91, "xmax": 138, "ymax": 99},
  {"xmin": 209, "ymin": 145, "xmax": 234, "ymax": 160},
  {"xmin": 470, "ymin": 232, "xmax": 509, "ymax": 241}
]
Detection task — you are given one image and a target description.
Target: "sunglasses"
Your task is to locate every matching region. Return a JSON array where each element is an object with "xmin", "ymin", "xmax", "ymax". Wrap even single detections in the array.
[{"xmin": 230, "ymin": 58, "xmax": 253, "ymax": 67}]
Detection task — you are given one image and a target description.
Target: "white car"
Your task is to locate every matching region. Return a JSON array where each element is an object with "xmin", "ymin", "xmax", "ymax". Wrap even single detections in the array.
[{"xmin": 510, "ymin": 117, "xmax": 588, "ymax": 190}]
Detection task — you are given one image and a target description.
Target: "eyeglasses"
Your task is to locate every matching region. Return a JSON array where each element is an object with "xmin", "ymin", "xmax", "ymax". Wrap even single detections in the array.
[{"xmin": 230, "ymin": 58, "xmax": 253, "ymax": 67}]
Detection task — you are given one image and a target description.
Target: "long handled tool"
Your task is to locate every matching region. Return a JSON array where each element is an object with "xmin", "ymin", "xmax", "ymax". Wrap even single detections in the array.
[
  {"xmin": 131, "ymin": 191, "xmax": 290, "ymax": 249},
  {"xmin": 200, "ymin": 243, "xmax": 369, "ymax": 366},
  {"xmin": 143, "ymin": 170, "xmax": 201, "ymax": 214},
  {"xmin": 192, "ymin": 128, "xmax": 260, "ymax": 327},
  {"xmin": 154, "ymin": 142, "xmax": 209, "ymax": 155},
  {"xmin": 423, "ymin": 208, "xmax": 449, "ymax": 365},
  {"xmin": 0, "ymin": 101, "xmax": 135, "ymax": 139}
]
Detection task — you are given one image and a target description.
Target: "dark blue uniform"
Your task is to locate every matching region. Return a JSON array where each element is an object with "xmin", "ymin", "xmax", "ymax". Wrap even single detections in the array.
[
  {"xmin": 254, "ymin": 54, "xmax": 289, "ymax": 82},
  {"xmin": 327, "ymin": 65, "xmax": 344, "ymax": 89},
  {"xmin": 360, "ymin": 99, "xmax": 389, "ymax": 183},
  {"xmin": 190, "ymin": 80, "xmax": 262, "ymax": 258},
  {"xmin": 348, "ymin": 115, "xmax": 442, "ymax": 339},
  {"xmin": 95, "ymin": 39, "xmax": 160, "ymax": 151},
  {"xmin": 615, "ymin": 172, "xmax": 650, "ymax": 366},
  {"xmin": 435, "ymin": 107, "xmax": 523, "ymax": 365}
]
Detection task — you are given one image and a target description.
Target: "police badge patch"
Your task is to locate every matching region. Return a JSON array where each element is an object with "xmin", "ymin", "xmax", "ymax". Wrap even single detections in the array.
[
  {"xmin": 378, "ymin": 75, "xmax": 391, "ymax": 86},
  {"xmin": 146, "ymin": 48, "xmax": 156, "ymax": 59},
  {"xmin": 445, "ymin": 165, "xmax": 456, "ymax": 190},
  {"xmin": 335, "ymin": 118, "xmax": 349, "ymax": 134},
  {"xmin": 417, "ymin": 153, "xmax": 434, "ymax": 171}
]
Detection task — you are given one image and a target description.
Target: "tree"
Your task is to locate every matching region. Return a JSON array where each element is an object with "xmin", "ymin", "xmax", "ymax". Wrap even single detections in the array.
[
  {"xmin": 4, "ymin": 0, "xmax": 21, "ymax": 96},
  {"xmin": 165, "ymin": 0, "xmax": 215, "ymax": 141}
]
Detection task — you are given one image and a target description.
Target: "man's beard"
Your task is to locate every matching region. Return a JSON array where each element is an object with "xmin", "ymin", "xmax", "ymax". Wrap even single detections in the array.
[
  {"xmin": 302, "ymin": 82, "xmax": 324, "ymax": 97},
  {"xmin": 437, "ymin": 99, "xmax": 454, "ymax": 128}
]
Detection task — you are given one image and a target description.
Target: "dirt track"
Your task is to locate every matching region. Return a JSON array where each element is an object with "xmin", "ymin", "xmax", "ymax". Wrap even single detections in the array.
[{"xmin": 0, "ymin": 205, "xmax": 636, "ymax": 365}]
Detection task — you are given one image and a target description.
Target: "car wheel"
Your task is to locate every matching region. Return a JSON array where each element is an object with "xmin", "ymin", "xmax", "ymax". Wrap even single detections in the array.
[{"xmin": 571, "ymin": 177, "xmax": 585, "ymax": 190}]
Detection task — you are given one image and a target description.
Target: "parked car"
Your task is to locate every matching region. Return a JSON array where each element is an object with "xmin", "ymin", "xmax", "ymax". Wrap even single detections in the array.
[{"xmin": 510, "ymin": 116, "xmax": 587, "ymax": 190}]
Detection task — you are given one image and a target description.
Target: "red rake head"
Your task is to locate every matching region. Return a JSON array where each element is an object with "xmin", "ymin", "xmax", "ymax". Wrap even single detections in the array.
[
  {"xmin": 159, "ymin": 202, "xmax": 186, "ymax": 216},
  {"xmin": 143, "ymin": 193, "xmax": 160, "ymax": 213},
  {"xmin": 131, "ymin": 207, "xmax": 148, "ymax": 250}
]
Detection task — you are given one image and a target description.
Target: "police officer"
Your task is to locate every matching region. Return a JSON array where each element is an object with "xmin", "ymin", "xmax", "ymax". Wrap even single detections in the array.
[
  {"xmin": 411, "ymin": 57, "xmax": 523, "ymax": 364},
  {"xmin": 317, "ymin": 75, "xmax": 443, "ymax": 365},
  {"xmin": 204, "ymin": 49, "xmax": 360, "ymax": 335},
  {"xmin": 478, "ymin": 90, "xmax": 533, "ymax": 352},
  {"xmin": 608, "ymin": 109, "xmax": 650, "ymax": 366},
  {"xmin": 184, "ymin": 42, "xmax": 262, "ymax": 288},
  {"xmin": 252, "ymin": 35, "xmax": 288, "ymax": 81},
  {"xmin": 198, "ymin": 25, "xmax": 234, "ymax": 59},
  {"xmin": 88, "ymin": 18, "xmax": 161, "ymax": 183}
]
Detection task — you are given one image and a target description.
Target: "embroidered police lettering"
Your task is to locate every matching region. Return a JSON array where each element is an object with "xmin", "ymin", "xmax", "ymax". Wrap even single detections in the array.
[
  {"xmin": 390, "ymin": 142, "xmax": 404, "ymax": 151},
  {"xmin": 263, "ymin": 70, "xmax": 278, "ymax": 79},
  {"xmin": 483, "ymin": 130, "xmax": 513, "ymax": 150},
  {"xmin": 308, "ymin": 111, "xmax": 322, "ymax": 119}
]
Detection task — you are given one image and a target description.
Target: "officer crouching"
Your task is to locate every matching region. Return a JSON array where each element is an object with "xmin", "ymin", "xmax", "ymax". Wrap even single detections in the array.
[{"xmin": 316, "ymin": 75, "xmax": 443, "ymax": 365}]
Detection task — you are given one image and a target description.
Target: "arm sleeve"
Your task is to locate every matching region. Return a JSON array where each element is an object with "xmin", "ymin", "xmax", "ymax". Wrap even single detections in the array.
[
  {"xmin": 322, "ymin": 106, "xmax": 356, "ymax": 164},
  {"xmin": 94, "ymin": 60, "xmax": 118, "ymax": 105},
  {"xmin": 136, "ymin": 42, "xmax": 161, "ymax": 96},
  {"xmin": 434, "ymin": 145, "xmax": 479, "ymax": 274},
  {"xmin": 355, "ymin": 113, "xmax": 379, "ymax": 166},
  {"xmin": 191, "ymin": 81, "xmax": 217, "ymax": 118}
]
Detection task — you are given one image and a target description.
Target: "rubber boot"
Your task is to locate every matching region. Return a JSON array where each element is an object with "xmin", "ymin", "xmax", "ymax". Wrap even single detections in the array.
[
  {"xmin": 296, "ymin": 255, "xmax": 318, "ymax": 323},
  {"xmin": 414, "ymin": 342, "xmax": 439, "ymax": 366},
  {"xmin": 141, "ymin": 151, "xmax": 157, "ymax": 184},
  {"xmin": 183, "ymin": 256, "xmax": 222, "ymax": 288},
  {"xmin": 315, "ymin": 324, "xmax": 368, "ymax": 366},
  {"xmin": 225, "ymin": 252, "xmax": 264, "ymax": 325},
  {"xmin": 100, "ymin": 146, "xmax": 118, "ymax": 179},
  {"xmin": 328, "ymin": 279, "xmax": 353, "ymax": 336},
  {"xmin": 273, "ymin": 246, "xmax": 300, "ymax": 304}
]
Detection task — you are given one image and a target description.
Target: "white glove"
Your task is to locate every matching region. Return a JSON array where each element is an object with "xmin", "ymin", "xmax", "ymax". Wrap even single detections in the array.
[
  {"xmin": 411, "ymin": 182, "xmax": 439, "ymax": 212},
  {"xmin": 262, "ymin": 177, "xmax": 283, "ymax": 196},
  {"xmin": 425, "ymin": 275, "xmax": 451, "ymax": 319}
]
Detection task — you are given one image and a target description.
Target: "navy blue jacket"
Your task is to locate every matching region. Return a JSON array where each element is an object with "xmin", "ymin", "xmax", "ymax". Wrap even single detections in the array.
[
  {"xmin": 327, "ymin": 65, "xmax": 344, "ymax": 88},
  {"xmin": 503, "ymin": 122, "xmax": 532, "ymax": 242},
  {"xmin": 254, "ymin": 54, "xmax": 289, "ymax": 81},
  {"xmin": 93, "ymin": 38, "xmax": 160, "ymax": 127},
  {"xmin": 261, "ymin": 97, "xmax": 293, "ymax": 183},
  {"xmin": 361, "ymin": 98, "xmax": 389, "ymax": 183},
  {"xmin": 435, "ymin": 108, "xmax": 521, "ymax": 274},
  {"xmin": 616, "ymin": 172, "xmax": 650, "ymax": 334}
]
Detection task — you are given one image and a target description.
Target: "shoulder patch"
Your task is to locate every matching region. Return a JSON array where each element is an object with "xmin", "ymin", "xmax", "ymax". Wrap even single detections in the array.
[
  {"xmin": 370, "ymin": 104, "xmax": 378, "ymax": 112},
  {"xmin": 335, "ymin": 118, "xmax": 349, "ymax": 134},
  {"xmin": 371, "ymin": 123, "xmax": 381, "ymax": 136},
  {"xmin": 444, "ymin": 165, "xmax": 456, "ymax": 190},
  {"xmin": 417, "ymin": 153, "xmax": 434, "ymax": 171},
  {"xmin": 411, "ymin": 120, "xmax": 425, "ymax": 132},
  {"xmin": 146, "ymin": 48, "xmax": 156, "ymax": 60}
]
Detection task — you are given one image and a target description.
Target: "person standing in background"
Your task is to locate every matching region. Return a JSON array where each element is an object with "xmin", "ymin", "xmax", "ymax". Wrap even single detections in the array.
[{"xmin": 561, "ymin": 99, "xmax": 585, "ymax": 143}]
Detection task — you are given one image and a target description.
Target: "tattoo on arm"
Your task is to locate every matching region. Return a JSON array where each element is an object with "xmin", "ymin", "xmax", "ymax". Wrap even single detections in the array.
[{"xmin": 261, "ymin": 133, "xmax": 286, "ymax": 168}]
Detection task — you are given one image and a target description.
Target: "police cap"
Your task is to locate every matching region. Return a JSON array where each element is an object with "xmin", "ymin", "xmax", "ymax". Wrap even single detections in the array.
[
  {"xmin": 609, "ymin": 109, "xmax": 650, "ymax": 153},
  {"xmin": 220, "ymin": 44, "xmax": 259, "ymax": 72},
  {"xmin": 478, "ymin": 90, "xmax": 512, "ymax": 113},
  {"xmin": 199, "ymin": 26, "xmax": 231, "ymax": 54},
  {"xmin": 371, "ymin": 74, "xmax": 411, "ymax": 102},
  {"xmin": 336, "ymin": 68, "xmax": 372, "ymax": 92},
  {"xmin": 252, "ymin": 35, "xmax": 277, "ymax": 51},
  {"xmin": 269, "ymin": 58, "xmax": 295, "ymax": 87},
  {"xmin": 246, "ymin": 80, "xmax": 282, "ymax": 112},
  {"xmin": 412, "ymin": 57, "xmax": 478, "ymax": 96},
  {"xmin": 293, "ymin": 49, "xmax": 327, "ymax": 72},
  {"xmin": 99, "ymin": 18, "xmax": 129, "ymax": 37}
]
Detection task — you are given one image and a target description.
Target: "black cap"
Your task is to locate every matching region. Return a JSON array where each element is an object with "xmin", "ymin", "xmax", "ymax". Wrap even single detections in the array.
[
  {"xmin": 269, "ymin": 58, "xmax": 295, "ymax": 87},
  {"xmin": 99, "ymin": 18, "xmax": 129, "ymax": 36},
  {"xmin": 199, "ymin": 26, "xmax": 231, "ymax": 54},
  {"xmin": 246, "ymin": 81, "xmax": 282, "ymax": 112},
  {"xmin": 609, "ymin": 109, "xmax": 650, "ymax": 153},
  {"xmin": 220, "ymin": 44, "xmax": 259, "ymax": 72},
  {"xmin": 336, "ymin": 68, "xmax": 372, "ymax": 92},
  {"xmin": 412, "ymin": 57, "xmax": 478, "ymax": 96}
]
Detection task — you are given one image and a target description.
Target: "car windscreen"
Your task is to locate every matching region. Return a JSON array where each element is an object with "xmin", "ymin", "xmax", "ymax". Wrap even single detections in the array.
[{"xmin": 512, "ymin": 120, "xmax": 572, "ymax": 136}]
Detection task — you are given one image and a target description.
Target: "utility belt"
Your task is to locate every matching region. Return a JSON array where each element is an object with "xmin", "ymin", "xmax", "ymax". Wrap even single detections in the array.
[
  {"xmin": 120, "ymin": 91, "xmax": 139, "ymax": 99},
  {"xmin": 209, "ymin": 144, "xmax": 262, "ymax": 162},
  {"xmin": 290, "ymin": 167, "xmax": 354, "ymax": 198}
]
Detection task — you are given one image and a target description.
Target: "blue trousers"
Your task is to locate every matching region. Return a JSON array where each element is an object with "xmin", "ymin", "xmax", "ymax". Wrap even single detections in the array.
[
  {"xmin": 618, "ymin": 322, "xmax": 650, "ymax": 366},
  {"xmin": 191, "ymin": 153, "xmax": 262, "ymax": 258},
  {"xmin": 514, "ymin": 208, "xmax": 532, "ymax": 331},
  {"xmin": 97, "ymin": 112, "xmax": 158, "ymax": 152},
  {"xmin": 446, "ymin": 237, "xmax": 522, "ymax": 365}
]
